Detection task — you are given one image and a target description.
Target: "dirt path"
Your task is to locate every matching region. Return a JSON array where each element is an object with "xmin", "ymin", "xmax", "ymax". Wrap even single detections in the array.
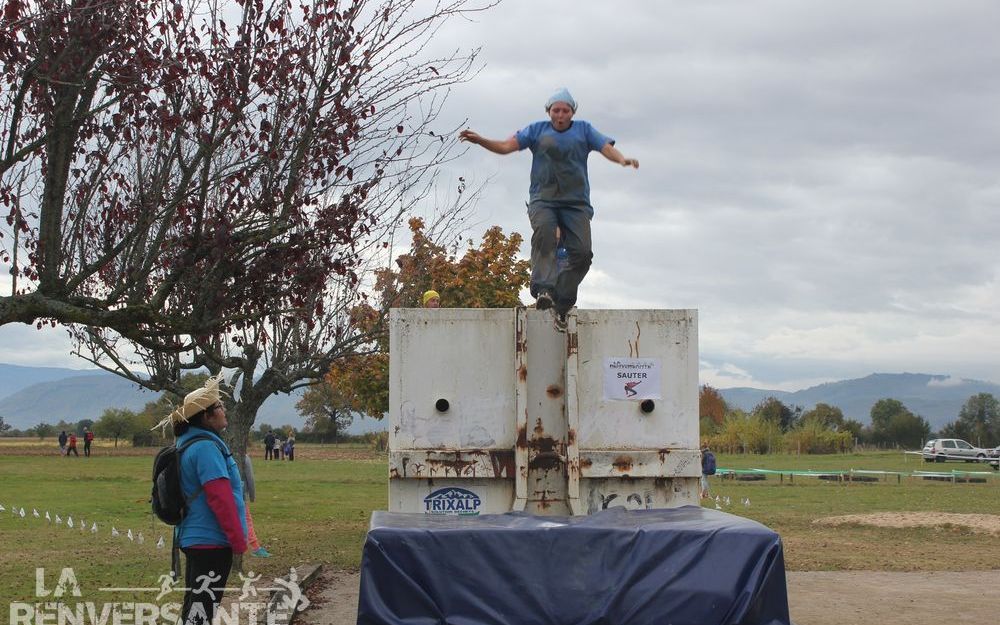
[
  {"xmin": 300, "ymin": 569, "xmax": 361, "ymax": 625},
  {"xmin": 786, "ymin": 571, "xmax": 1000, "ymax": 625},
  {"xmin": 814, "ymin": 511, "xmax": 1000, "ymax": 535},
  {"xmin": 300, "ymin": 569, "xmax": 1000, "ymax": 625}
]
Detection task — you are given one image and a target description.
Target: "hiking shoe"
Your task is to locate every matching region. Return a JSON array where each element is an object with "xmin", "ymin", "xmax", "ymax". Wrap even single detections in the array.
[
  {"xmin": 553, "ymin": 312, "xmax": 568, "ymax": 332},
  {"xmin": 535, "ymin": 292, "xmax": 554, "ymax": 311},
  {"xmin": 252, "ymin": 547, "xmax": 272, "ymax": 558}
]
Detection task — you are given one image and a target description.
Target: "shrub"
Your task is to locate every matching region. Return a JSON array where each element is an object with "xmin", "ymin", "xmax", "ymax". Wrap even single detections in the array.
[
  {"xmin": 364, "ymin": 430, "xmax": 388, "ymax": 452},
  {"xmin": 785, "ymin": 419, "xmax": 854, "ymax": 454},
  {"xmin": 706, "ymin": 410, "xmax": 785, "ymax": 454}
]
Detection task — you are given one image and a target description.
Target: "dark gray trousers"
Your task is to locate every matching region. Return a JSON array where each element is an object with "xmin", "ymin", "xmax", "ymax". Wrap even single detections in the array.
[{"xmin": 527, "ymin": 201, "xmax": 593, "ymax": 315}]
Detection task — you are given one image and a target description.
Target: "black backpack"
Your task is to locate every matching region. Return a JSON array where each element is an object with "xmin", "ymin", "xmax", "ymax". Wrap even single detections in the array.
[
  {"xmin": 703, "ymin": 451, "xmax": 717, "ymax": 476},
  {"xmin": 151, "ymin": 434, "xmax": 228, "ymax": 525}
]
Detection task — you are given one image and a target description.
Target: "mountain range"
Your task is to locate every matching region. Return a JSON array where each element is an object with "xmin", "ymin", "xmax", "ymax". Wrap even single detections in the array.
[
  {"xmin": 2, "ymin": 364, "xmax": 996, "ymax": 433},
  {"xmin": 717, "ymin": 373, "xmax": 1000, "ymax": 429},
  {"xmin": 0, "ymin": 363, "xmax": 384, "ymax": 434}
]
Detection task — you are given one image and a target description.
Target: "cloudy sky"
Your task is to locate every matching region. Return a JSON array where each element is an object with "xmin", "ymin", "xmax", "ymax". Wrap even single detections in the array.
[
  {"xmin": 2, "ymin": 0, "xmax": 999, "ymax": 392},
  {"xmin": 434, "ymin": 0, "xmax": 1000, "ymax": 390}
]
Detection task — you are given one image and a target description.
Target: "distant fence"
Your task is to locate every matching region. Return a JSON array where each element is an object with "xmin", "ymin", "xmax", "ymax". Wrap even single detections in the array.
[{"xmin": 717, "ymin": 467, "xmax": 998, "ymax": 484}]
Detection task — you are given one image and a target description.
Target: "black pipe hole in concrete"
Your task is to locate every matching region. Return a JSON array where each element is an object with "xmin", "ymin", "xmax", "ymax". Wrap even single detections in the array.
[
  {"xmin": 435, "ymin": 398, "xmax": 450, "ymax": 413},
  {"xmin": 640, "ymin": 400, "xmax": 655, "ymax": 414}
]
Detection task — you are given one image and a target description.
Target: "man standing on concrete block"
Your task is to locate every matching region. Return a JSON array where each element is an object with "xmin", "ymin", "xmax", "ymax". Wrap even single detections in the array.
[{"xmin": 460, "ymin": 88, "xmax": 638, "ymax": 327}]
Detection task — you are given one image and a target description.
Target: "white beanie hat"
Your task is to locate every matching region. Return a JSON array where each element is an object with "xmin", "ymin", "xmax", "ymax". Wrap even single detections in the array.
[{"xmin": 545, "ymin": 87, "xmax": 577, "ymax": 112}]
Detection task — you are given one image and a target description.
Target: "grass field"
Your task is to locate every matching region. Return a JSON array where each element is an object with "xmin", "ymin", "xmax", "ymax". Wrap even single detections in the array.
[
  {"xmin": 1, "ymin": 442, "xmax": 998, "ymax": 603},
  {"xmin": 715, "ymin": 451, "xmax": 1000, "ymax": 570}
]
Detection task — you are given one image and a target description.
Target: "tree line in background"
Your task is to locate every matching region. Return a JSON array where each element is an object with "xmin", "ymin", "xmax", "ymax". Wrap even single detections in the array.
[
  {"xmin": 699, "ymin": 386, "xmax": 1000, "ymax": 454},
  {"xmin": 5, "ymin": 384, "xmax": 998, "ymax": 455},
  {"xmin": 0, "ymin": 371, "xmax": 380, "ymax": 447}
]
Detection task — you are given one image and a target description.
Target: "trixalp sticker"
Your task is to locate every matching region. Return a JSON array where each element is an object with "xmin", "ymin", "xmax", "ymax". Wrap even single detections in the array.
[{"xmin": 423, "ymin": 487, "xmax": 482, "ymax": 515}]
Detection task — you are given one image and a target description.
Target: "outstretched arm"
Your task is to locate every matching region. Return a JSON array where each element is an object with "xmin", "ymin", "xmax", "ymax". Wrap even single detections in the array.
[
  {"xmin": 600, "ymin": 142, "xmax": 639, "ymax": 169},
  {"xmin": 460, "ymin": 129, "xmax": 520, "ymax": 155}
]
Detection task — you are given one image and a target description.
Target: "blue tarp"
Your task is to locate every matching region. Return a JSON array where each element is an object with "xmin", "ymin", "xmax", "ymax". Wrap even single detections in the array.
[{"xmin": 358, "ymin": 506, "xmax": 792, "ymax": 625}]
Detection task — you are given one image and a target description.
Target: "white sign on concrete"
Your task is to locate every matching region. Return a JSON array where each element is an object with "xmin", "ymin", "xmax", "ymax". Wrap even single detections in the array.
[{"xmin": 603, "ymin": 357, "xmax": 662, "ymax": 400}]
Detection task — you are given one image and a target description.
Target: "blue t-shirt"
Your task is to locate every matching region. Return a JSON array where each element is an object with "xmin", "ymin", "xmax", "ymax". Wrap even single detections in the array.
[
  {"xmin": 515, "ymin": 120, "xmax": 613, "ymax": 208},
  {"xmin": 176, "ymin": 426, "xmax": 247, "ymax": 548}
]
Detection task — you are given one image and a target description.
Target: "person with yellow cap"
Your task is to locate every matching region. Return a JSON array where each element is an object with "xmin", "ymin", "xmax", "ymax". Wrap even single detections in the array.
[
  {"xmin": 460, "ymin": 88, "xmax": 638, "ymax": 327},
  {"xmin": 422, "ymin": 290, "xmax": 440, "ymax": 308},
  {"xmin": 153, "ymin": 375, "xmax": 247, "ymax": 625}
]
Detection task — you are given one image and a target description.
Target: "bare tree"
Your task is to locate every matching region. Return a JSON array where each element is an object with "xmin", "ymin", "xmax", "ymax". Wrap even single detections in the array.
[
  {"xmin": 28, "ymin": 0, "xmax": 492, "ymax": 466},
  {"xmin": 0, "ymin": 0, "xmax": 491, "ymax": 354}
]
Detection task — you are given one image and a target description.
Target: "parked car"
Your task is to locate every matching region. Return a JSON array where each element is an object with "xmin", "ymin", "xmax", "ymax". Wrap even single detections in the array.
[{"xmin": 921, "ymin": 438, "xmax": 992, "ymax": 463}]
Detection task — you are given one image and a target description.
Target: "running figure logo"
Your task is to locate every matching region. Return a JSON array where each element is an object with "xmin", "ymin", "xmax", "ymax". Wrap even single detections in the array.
[{"xmin": 623, "ymin": 381, "xmax": 642, "ymax": 398}]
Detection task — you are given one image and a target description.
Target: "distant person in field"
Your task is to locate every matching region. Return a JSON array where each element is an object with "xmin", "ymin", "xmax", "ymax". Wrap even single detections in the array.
[
  {"xmin": 242, "ymin": 454, "xmax": 271, "ymax": 558},
  {"xmin": 66, "ymin": 432, "xmax": 79, "ymax": 457},
  {"xmin": 700, "ymin": 444, "xmax": 716, "ymax": 499},
  {"xmin": 284, "ymin": 435, "xmax": 295, "ymax": 461},
  {"xmin": 460, "ymin": 88, "xmax": 638, "ymax": 326},
  {"xmin": 58, "ymin": 430, "xmax": 68, "ymax": 455},
  {"xmin": 273, "ymin": 435, "xmax": 283, "ymax": 460},
  {"xmin": 83, "ymin": 427, "xmax": 94, "ymax": 457},
  {"xmin": 264, "ymin": 430, "xmax": 276, "ymax": 461},
  {"xmin": 422, "ymin": 290, "xmax": 440, "ymax": 308}
]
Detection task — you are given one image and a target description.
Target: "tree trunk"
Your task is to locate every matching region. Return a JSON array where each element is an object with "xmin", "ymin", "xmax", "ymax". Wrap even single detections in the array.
[
  {"xmin": 223, "ymin": 372, "xmax": 273, "ymax": 574},
  {"xmin": 226, "ymin": 398, "xmax": 264, "ymax": 477}
]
